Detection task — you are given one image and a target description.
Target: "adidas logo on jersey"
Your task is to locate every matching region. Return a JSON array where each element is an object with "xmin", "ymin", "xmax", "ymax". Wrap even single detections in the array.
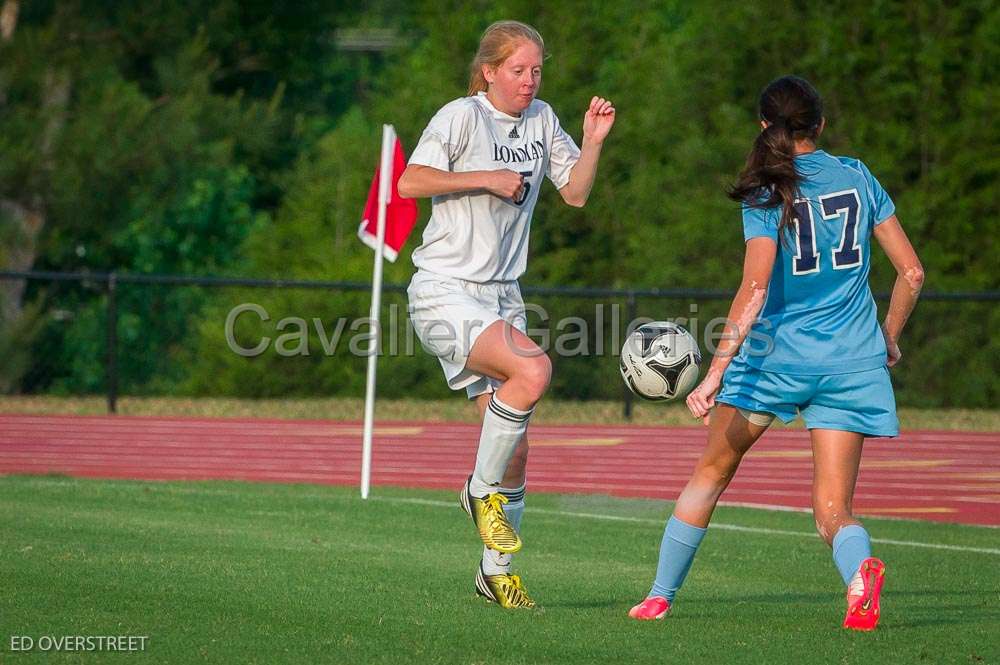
[{"xmin": 508, "ymin": 126, "xmax": 520, "ymax": 139}]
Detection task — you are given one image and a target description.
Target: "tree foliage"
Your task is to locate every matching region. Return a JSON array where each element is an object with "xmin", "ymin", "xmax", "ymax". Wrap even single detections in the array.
[{"xmin": 2, "ymin": 1, "xmax": 996, "ymax": 406}]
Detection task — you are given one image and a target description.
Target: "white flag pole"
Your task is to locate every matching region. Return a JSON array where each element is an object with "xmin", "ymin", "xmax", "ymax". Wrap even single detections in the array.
[{"xmin": 361, "ymin": 124, "xmax": 395, "ymax": 499}]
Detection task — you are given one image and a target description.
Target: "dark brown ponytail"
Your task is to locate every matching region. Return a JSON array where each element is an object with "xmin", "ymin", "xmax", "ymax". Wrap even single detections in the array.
[{"xmin": 728, "ymin": 76, "xmax": 824, "ymax": 239}]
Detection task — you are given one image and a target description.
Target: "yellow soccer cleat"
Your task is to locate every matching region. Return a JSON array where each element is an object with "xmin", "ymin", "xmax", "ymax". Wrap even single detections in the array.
[
  {"xmin": 475, "ymin": 563, "xmax": 536, "ymax": 609},
  {"xmin": 460, "ymin": 475, "xmax": 522, "ymax": 553}
]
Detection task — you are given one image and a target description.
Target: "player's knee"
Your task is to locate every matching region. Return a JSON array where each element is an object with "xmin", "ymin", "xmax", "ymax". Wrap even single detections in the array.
[
  {"xmin": 517, "ymin": 355, "xmax": 551, "ymax": 402},
  {"xmin": 696, "ymin": 453, "xmax": 742, "ymax": 488}
]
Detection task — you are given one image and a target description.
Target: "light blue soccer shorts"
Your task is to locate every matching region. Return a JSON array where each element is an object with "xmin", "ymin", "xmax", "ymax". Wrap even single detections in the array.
[{"xmin": 715, "ymin": 358, "xmax": 899, "ymax": 437}]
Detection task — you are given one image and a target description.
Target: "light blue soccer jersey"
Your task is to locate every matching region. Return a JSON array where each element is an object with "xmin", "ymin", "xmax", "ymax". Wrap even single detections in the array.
[{"xmin": 739, "ymin": 150, "xmax": 895, "ymax": 375}]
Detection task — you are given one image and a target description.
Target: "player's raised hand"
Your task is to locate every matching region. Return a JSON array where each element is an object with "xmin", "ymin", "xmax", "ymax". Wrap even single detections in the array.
[
  {"xmin": 686, "ymin": 371, "xmax": 722, "ymax": 426},
  {"xmin": 482, "ymin": 169, "xmax": 525, "ymax": 200},
  {"xmin": 582, "ymin": 96, "xmax": 615, "ymax": 143}
]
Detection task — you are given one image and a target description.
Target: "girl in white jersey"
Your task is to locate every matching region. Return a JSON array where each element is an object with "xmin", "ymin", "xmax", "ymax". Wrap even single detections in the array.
[{"xmin": 398, "ymin": 20, "xmax": 615, "ymax": 609}]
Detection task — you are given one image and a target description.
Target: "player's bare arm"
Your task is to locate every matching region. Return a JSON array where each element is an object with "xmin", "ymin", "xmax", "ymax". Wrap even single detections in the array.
[
  {"xmin": 398, "ymin": 165, "xmax": 524, "ymax": 200},
  {"xmin": 873, "ymin": 215, "xmax": 924, "ymax": 366},
  {"xmin": 558, "ymin": 96, "xmax": 615, "ymax": 207},
  {"xmin": 686, "ymin": 237, "xmax": 776, "ymax": 423}
]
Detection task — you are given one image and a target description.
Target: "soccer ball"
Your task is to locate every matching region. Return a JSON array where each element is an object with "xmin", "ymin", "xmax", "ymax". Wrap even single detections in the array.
[{"xmin": 619, "ymin": 322, "xmax": 701, "ymax": 401}]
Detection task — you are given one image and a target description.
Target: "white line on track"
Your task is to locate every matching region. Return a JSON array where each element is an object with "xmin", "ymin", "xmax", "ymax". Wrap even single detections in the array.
[{"xmin": 372, "ymin": 496, "xmax": 1000, "ymax": 556}]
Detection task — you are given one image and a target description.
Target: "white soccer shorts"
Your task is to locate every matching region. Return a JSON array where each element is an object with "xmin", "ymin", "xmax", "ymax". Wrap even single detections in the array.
[{"xmin": 407, "ymin": 270, "xmax": 527, "ymax": 398}]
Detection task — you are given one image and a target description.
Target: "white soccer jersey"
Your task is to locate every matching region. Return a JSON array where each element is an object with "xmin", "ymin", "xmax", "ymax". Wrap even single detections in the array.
[{"xmin": 408, "ymin": 92, "xmax": 581, "ymax": 283}]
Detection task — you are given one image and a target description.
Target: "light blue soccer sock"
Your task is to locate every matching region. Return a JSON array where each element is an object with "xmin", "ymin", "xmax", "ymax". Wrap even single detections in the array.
[
  {"xmin": 650, "ymin": 515, "xmax": 707, "ymax": 602},
  {"xmin": 832, "ymin": 524, "xmax": 871, "ymax": 585},
  {"xmin": 482, "ymin": 483, "xmax": 526, "ymax": 575}
]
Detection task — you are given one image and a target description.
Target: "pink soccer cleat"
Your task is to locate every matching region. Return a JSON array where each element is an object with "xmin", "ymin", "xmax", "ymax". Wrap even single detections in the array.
[
  {"xmin": 843, "ymin": 557, "xmax": 886, "ymax": 631},
  {"xmin": 629, "ymin": 596, "xmax": 671, "ymax": 620}
]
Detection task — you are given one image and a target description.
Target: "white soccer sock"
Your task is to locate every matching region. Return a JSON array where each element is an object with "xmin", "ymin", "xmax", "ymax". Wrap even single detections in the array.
[
  {"xmin": 499, "ymin": 484, "xmax": 526, "ymax": 531},
  {"xmin": 481, "ymin": 546, "xmax": 512, "ymax": 576},
  {"xmin": 847, "ymin": 569, "xmax": 865, "ymax": 598},
  {"xmin": 469, "ymin": 395, "xmax": 532, "ymax": 497},
  {"xmin": 481, "ymin": 483, "xmax": 526, "ymax": 575}
]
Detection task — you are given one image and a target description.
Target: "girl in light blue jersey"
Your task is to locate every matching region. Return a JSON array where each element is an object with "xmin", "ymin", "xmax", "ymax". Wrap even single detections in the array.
[{"xmin": 629, "ymin": 76, "xmax": 924, "ymax": 630}]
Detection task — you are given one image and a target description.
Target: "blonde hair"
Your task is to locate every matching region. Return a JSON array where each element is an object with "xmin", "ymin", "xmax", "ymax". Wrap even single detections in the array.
[{"xmin": 467, "ymin": 20, "xmax": 545, "ymax": 96}]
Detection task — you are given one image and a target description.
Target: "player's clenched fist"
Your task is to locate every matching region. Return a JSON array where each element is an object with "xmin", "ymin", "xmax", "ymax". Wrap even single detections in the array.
[
  {"xmin": 482, "ymin": 169, "xmax": 525, "ymax": 200},
  {"xmin": 686, "ymin": 371, "xmax": 721, "ymax": 426}
]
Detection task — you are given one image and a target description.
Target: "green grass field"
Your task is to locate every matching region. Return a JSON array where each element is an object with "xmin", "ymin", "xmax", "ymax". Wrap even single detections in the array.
[{"xmin": 1, "ymin": 476, "xmax": 996, "ymax": 664}]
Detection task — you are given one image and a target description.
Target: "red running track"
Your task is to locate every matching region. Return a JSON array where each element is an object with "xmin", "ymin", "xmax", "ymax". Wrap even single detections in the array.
[{"xmin": 1, "ymin": 414, "xmax": 998, "ymax": 526}]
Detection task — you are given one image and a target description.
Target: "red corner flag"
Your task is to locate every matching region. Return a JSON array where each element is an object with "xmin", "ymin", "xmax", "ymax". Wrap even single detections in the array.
[{"xmin": 357, "ymin": 137, "xmax": 418, "ymax": 262}]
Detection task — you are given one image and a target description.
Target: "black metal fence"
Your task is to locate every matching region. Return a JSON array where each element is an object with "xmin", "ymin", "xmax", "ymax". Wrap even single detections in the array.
[{"xmin": 2, "ymin": 270, "xmax": 998, "ymax": 416}]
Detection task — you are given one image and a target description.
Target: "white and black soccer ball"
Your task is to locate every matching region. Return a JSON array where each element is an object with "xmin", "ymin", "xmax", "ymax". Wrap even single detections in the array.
[{"xmin": 619, "ymin": 322, "xmax": 701, "ymax": 401}]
